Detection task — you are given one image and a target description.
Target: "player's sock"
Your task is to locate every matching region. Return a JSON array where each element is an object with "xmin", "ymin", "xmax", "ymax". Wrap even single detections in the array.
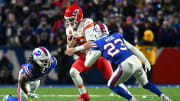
[
  {"xmin": 70, "ymin": 68, "xmax": 86, "ymax": 94},
  {"xmin": 143, "ymin": 82, "xmax": 162, "ymax": 96},
  {"xmin": 7, "ymin": 96, "xmax": 18, "ymax": 101},
  {"xmin": 109, "ymin": 86, "xmax": 132, "ymax": 100},
  {"xmin": 119, "ymin": 83, "xmax": 132, "ymax": 95},
  {"xmin": 77, "ymin": 84, "xmax": 86, "ymax": 94}
]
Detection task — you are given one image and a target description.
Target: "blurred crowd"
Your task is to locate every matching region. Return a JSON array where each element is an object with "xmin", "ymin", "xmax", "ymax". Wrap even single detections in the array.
[{"xmin": 0, "ymin": 0, "xmax": 179, "ymax": 49}]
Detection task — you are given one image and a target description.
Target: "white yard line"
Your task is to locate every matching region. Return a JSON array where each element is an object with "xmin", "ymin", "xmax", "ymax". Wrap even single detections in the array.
[{"xmin": 0, "ymin": 94, "xmax": 157, "ymax": 97}]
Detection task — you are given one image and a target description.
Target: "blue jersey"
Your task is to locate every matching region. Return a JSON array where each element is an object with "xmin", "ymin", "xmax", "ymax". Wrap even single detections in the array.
[
  {"xmin": 91, "ymin": 32, "xmax": 133, "ymax": 64},
  {"xmin": 21, "ymin": 56, "xmax": 57, "ymax": 81}
]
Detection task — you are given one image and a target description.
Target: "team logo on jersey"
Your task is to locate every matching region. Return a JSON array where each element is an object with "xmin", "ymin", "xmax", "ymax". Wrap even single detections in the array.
[
  {"xmin": 69, "ymin": 30, "xmax": 72, "ymax": 34},
  {"xmin": 33, "ymin": 50, "xmax": 41, "ymax": 56}
]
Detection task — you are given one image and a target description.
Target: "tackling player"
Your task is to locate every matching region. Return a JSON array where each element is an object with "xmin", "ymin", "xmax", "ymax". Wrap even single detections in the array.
[
  {"xmin": 3, "ymin": 47, "xmax": 57, "ymax": 101},
  {"xmin": 64, "ymin": 4, "xmax": 136, "ymax": 101},
  {"xmin": 84, "ymin": 24, "xmax": 172, "ymax": 101}
]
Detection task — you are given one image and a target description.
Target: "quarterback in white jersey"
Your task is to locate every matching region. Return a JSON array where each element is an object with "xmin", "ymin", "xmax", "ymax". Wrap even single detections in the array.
[{"xmin": 64, "ymin": 4, "xmax": 135, "ymax": 101}]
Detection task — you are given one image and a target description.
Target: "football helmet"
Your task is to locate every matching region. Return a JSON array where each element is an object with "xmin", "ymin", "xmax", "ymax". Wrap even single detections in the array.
[
  {"xmin": 32, "ymin": 47, "xmax": 52, "ymax": 73},
  {"xmin": 64, "ymin": 4, "xmax": 83, "ymax": 28},
  {"xmin": 94, "ymin": 23, "xmax": 109, "ymax": 39}
]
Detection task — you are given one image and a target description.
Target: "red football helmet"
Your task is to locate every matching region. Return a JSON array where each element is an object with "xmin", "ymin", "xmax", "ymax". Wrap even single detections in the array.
[{"xmin": 64, "ymin": 4, "xmax": 83, "ymax": 28}]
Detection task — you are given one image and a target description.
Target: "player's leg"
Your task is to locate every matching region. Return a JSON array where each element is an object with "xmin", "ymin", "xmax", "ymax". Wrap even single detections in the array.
[
  {"xmin": 18, "ymin": 69, "xmax": 28, "ymax": 101},
  {"xmin": 118, "ymin": 83, "xmax": 132, "ymax": 95},
  {"xmin": 26, "ymin": 80, "xmax": 40, "ymax": 98},
  {"xmin": 94, "ymin": 57, "xmax": 113, "ymax": 81},
  {"xmin": 70, "ymin": 68, "xmax": 86, "ymax": 94},
  {"xmin": 95, "ymin": 57, "xmax": 133, "ymax": 96},
  {"xmin": 107, "ymin": 63, "xmax": 137, "ymax": 101},
  {"xmin": 70, "ymin": 58, "xmax": 92, "ymax": 101},
  {"xmin": 132, "ymin": 56, "xmax": 171, "ymax": 101},
  {"xmin": 2, "ymin": 94, "xmax": 18, "ymax": 101}
]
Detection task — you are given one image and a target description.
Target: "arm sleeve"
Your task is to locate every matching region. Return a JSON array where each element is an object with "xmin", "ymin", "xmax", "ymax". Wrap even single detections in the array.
[
  {"xmin": 85, "ymin": 50, "xmax": 102, "ymax": 67},
  {"xmin": 124, "ymin": 40, "xmax": 149, "ymax": 64}
]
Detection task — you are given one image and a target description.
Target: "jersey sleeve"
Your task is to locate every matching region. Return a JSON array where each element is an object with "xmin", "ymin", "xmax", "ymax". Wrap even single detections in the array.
[
  {"xmin": 51, "ymin": 56, "xmax": 57, "ymax": 68},
  {"xmin": 91, "ymin": 41, "xmax": 100, "ymax": 50},
  {"xmin": 46, "ymin": 56, "xmax": 57, "ymax": 74},
  {"xmin": 23, "ymin": 66, "xmax": 33, "ymax": 79},
  {"xmin": 83, "ymin": 19, "xmax": 97, "ymax": 41}
]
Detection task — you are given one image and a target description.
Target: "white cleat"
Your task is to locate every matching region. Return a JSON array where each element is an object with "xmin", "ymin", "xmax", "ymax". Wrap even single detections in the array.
[
  {"xmin": 2, "ymin": 95, "xmax": 10, "ymax": 101},
  {"xmin": 130, "ymin": 96, "xmax": 139, "ymax": 101},
  {"xmin": 160, "ymin": 94, "xmax": 172, "ymax": 101}
]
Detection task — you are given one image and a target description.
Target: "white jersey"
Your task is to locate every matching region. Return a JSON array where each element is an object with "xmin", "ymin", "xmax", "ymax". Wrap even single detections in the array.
[{"xmin": 66, "ymin": 18, "xmax": 97, "ymax": 45}]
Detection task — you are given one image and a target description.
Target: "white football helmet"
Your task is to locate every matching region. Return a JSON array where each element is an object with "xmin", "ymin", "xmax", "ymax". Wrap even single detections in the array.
[
  {"xmin": 32, "ymin": 47, "xmax": 52, "ymax": 73},
  {"xmin": 94, "ymin": 23, "xmax": 109, "ymax": 40}
]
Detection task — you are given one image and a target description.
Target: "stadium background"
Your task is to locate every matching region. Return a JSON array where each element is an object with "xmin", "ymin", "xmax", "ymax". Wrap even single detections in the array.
[{"xmin": 0, "ymin": 0, "xmax": 180, "ymax": 99}]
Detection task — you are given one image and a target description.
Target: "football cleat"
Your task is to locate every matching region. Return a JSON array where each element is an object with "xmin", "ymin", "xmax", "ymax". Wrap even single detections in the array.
[
  {"xmin": 2, "ymin": 94, "xmax": 10, "ymax": 101},
  {"xmin": 130, "ymin": 96, "xmax": 139, "ymax": 101},
  {"xmin": 160, "ymin": 94, "xmax": 172, "ymax": 101},
  {"xmin": 77, "ymin": 91, "xmax": 90, "ymax": 101}
]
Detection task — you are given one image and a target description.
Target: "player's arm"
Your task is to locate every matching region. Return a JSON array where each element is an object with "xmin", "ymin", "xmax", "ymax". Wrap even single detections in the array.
[
  {"xmin": 74, "ymin": 18, "xmax": 97, "ymax": 51},
  {"xmin": 124, "ymin": 40, "xmax": 151, "ymax": 72},
  {"xmin": 19, "ymin": 74, "xmax": 29, "ymax": 95},
  {"xmin": 65, "ymin": 41, "xmax": 92, "ymax": 56},
  {"xmin": 65, "ymin": 19, "xmax": 96, "ymax": 56},
  {"xmin": 84, "ymin": 49, "xmax": 101, "ymax": 67}
]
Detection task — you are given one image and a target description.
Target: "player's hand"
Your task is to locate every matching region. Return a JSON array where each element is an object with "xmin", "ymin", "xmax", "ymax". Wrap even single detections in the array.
[
  {"xmin": 28, "ymin": 93, "xmax": 40, "ymax": 98},
  {"xmin": 65, "ymin": 48, "xmax": 75, "ymax": 56},
  {"xmin": 67, "ymin": 36, "xmax": 77, "ymax": 47},
  {"xmin": 144, "ymin": 62, "xmax": 151, "ymax": 72}
]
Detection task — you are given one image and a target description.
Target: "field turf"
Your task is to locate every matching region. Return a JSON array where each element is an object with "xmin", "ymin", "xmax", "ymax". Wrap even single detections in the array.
[{"xmin": 0, "ymin": 86, "xmax": 180, "ymax": 101}]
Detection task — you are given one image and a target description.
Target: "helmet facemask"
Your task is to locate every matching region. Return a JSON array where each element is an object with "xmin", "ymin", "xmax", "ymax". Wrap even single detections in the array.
[
  {"xmin": 36, "ymin": 57, "xmax": 51, "ymax": 73},
  {"xmin": 65, "ymin": 17, "xmax": 78, "ymax": 29}
]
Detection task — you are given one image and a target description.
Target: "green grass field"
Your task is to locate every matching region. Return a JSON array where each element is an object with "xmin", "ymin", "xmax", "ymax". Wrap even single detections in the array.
[{"xmin": 0, "ymin": 87, "xmax": 179, "ymax": 101}]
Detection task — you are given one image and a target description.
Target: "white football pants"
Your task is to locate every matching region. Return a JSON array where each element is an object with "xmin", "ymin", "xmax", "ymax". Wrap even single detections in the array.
[
  {"xmin": 108, "ymin": 55, "xmax": 148, "ymax": 87},
  {"xmin": 18, "ymin": 69, "xmax": 40, "ymax": 101}
]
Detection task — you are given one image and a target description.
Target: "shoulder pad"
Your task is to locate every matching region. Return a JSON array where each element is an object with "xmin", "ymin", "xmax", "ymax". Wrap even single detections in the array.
[{"xmin": 84, "ymin": 18, "xmax": 93, "ymax": 26}]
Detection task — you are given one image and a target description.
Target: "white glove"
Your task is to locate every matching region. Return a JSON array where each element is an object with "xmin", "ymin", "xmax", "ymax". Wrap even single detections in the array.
[
  {"xmin": 144, "ymin": 62, "xmax": 151, "ymax": 72},
  {"xmin": 28, "ymin": 93, "xmax": 40, "ymax": 98}
]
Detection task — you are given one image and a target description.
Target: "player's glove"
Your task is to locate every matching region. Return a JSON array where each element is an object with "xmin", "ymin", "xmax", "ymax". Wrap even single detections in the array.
[
  {"xmin": 28, "ymin": 93, "xmax": 40, "ymax": 98},
  {"xmin": 144, "ymin": 62, "xmax": 151, "ymax": 72}
]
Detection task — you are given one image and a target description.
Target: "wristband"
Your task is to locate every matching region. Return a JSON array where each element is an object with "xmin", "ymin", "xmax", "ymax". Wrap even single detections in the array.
[{"xmin": 75, "ymin": 45, "xmax": 85, "ymax": 52}]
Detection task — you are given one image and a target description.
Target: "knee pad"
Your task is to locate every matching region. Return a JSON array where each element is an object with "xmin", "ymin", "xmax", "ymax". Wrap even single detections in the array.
[{"xmin": 69, "ymin": 68, "xmax": 80, "ymax": 78}]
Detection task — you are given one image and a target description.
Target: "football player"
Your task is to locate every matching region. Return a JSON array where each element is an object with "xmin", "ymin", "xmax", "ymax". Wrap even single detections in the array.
[
  {"xmin": 83, "ymin": 24, "xmax": 172, "ymax": 101},
  {"xmin": 64, "ymin": 4, "xmax": 136, "ymax": 101},
  {"xmin": 3, "ymin": 47, "xmax": 57, "ymax": 101}
]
